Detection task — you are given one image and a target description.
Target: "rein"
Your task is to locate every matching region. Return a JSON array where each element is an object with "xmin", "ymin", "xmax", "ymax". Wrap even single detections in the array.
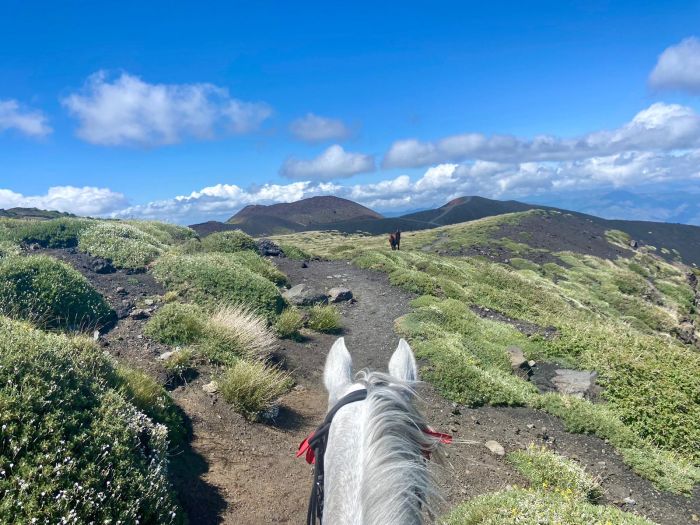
[{"xmin": 297, "ymin": 388, "xmax": 368, "ymax": 525}]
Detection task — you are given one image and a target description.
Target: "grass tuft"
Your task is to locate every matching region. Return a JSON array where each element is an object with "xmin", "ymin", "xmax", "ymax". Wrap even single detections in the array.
[
  {"xmin": 275, "ymin": 307, "xmax": 305, "ymax": 339},
  {"xmin": 145, "ymin": 302, "xmax": 207, "ymax": 345},
  {"xmin": 218, "ymin": 360, "xmax": 293, "ymax": 421},
  {"xmin": 200, "ymin": 230, "xmax": 257, "ymax": 253},
  {"xmin": 307, "ymin": 304, "xmax": 342, "ymax": 333}
]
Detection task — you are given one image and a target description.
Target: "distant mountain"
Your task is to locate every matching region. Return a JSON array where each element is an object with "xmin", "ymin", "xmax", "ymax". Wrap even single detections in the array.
[
  {"xmin": 0, "ymin": 207, "xmax": 74, "ymax": 220},
  {"xmin": 224, "ymin": 196, "xmax": 383, "ymax": 236},
  {"xmin": 189, "ymin": 195, "xmax": 700, "ymax": 266}
]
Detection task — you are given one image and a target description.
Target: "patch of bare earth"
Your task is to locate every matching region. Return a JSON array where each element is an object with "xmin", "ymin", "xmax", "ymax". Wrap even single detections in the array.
[{"xmin": 42, "ymin": 249, "xmax": 699, "ymax": 524}]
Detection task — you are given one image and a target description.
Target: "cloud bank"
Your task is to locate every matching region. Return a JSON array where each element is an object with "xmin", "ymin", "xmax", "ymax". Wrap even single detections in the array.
[
  {"xmin": 649, "ymin": 37, "xmax": 700, "ymax": 94},
  {"xmin": 0, "ymin": 186, "xmax": 128, "ymax": 216},
  {"xmin": 0, "ymin": 99, "xmax": 52, "ymax": 137},
  {"xmin": 289, "ymin": 113, "xmax": 351, "ymax": 142},
  {"xmin": 62, "ymin": 71, "xmax": 272, "ymax": 146},
  {"xmin": 383, "ymin": 102, "xmax": 700, "ymax": 168},
  {"xmin": 280, "ymin": 144, "xmax": 375, "ymax": 180}
]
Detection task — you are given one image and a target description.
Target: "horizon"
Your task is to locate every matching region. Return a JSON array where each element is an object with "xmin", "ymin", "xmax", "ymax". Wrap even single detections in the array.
[{"xmin": 3, "ymin": 1, "xmax": 700, "ymax": 225}]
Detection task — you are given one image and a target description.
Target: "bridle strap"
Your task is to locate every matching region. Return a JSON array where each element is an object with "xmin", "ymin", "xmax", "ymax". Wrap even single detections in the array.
[{"xmin": 306, "ymin": 388, "xmax": 368, "ymax": 525}]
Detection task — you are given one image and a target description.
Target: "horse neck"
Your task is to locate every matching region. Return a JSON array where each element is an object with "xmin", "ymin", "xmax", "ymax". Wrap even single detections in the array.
[{"xmin": 324, "ymin": 376, "xmax": 433, "ymax": 525}]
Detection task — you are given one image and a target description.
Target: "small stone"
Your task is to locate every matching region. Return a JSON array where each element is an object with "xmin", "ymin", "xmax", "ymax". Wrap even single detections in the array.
[
  {"xmin": 528, "ymin": 360, "xmax": 536, "ymax": 367},
  {"xmin": 93, "ymin": 330, "xmax": 100, "ymax": 341},
  {"xmin": 158, "ymin": 351, "xmax": 176, "ymax": 360},
  {"xmin": 301, "ymin": 262, "xmax": 308, "ymax": 268},
  {"xmin": 283, "ymin": 284, "xmax": 328, "ymax": 306},
  {"xmin": 143, "ymin": 298, "xmax": 155, "ymax": 306},
  {"xmin": 202, "ymin": 381, "xmax": 218, "ymax": 394},
  {"xmin": 623, "ymin": 497, "xmax": 636, "ymax": 506},
  {"xmin": 89, "ymin": 257, "xmax": 115, "ymax": 274},
  {"xmin": 484, "ymin": 440, "xmax": 505, "ymax": 456},
  {"xmin": 129, "ymin": 308, "xmax": 151, "ymax": 320},
  {"xmin": 115, "ymin": 287, "xmax": 127, "ymax": 295},
  {"xmin": 327, "ymin": 287, "xmax": 353, "ymax": 303},
  {"xmin": 526, "ymin": 424, "xmax": 535, "ymax": 429}
]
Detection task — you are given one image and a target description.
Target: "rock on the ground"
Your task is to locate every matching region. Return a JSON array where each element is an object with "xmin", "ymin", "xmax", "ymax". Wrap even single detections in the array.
[
  {"xmin": 115, "ymin": 286, "xmax": 127, "ymax": 295},
  {"xmin": 484, "ymin": 440, "xmax": 505, "ymax": 456},
  {"xmin": 552, "ymin": 369, "xmax": 598, "ymax": 398},
  {"xmin": 158, "ymin": 350, "xmax": 177, "ymax": 360},
  {"xmin": 629, "ymin": 239, "xmax": 638, "ymax": 249},
  {"xmin": 674, "ymin": 322, "xmax": 697, "ymax": 345},
  {"xmin": 506, "ymin": 345, "xmax": 532, "ymax": 379},
  {"xmin": 327, "ymin": 287, "xmax": 353, "ymax": 303},
  {"xmin": 129, "ymin": 308, "xmax": 151, "ymax": 320},
  {"xmin": 90, "ymin": 257, "xmax": 116, "ymax": 274},
  {"xmin": 301, "ymin": 262, "xmax": 308, "ymax": 268},
  {"xmin": 202, "ymin": 381, "xmax": 219, "ymax": 394},
  {"xmin": 257, "ymin": 239, "xmax": 283, "ymax": 257},
  {"xmin": 282, "ymin": 283, "xmax": 328, "ymax": 306}
]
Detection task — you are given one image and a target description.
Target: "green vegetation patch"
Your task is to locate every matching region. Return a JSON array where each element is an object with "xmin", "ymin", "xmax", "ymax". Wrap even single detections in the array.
[
  {"xmin": 145, "ymin": 302, "xmax": 207, "ymax": 345},
  {"xmin": 218, "ymin": 360, "xmax": 293, "ymax": 421},
  {"xmin": 275, "ymin": 307, "xmax": 304, "ymax": 339},
  {"xmin": 79, "ymin": 221, "xmax": 164, "ymax": 269},
  {"xmin": 444, "ymin": 487, "xmax": 654, "ymax": 525},
  {"xmin": 279, "ymin": 243, "xmax": 311, "ymax": 260},
  {"xmin": 153, "ymin": 253, "xmax": 285, "ymax": 319},
  {"xmin": 0, "ymin": 217, "xmax": 93, "ymax": 248},
  {"xmin": 227, "ymin": 250, "xmax": 288, "ymax": 285},
  {"xmin": 307, "ymin": 304, "xmax": 342, "ymax": 333},
  {"xmin": 200, "ymin": 230, "xmax": 257, "ymax": 253},
  {"xmin": 0, "ymin": 254, "xmax": 115, "ymax": 330},
  {"xmin": 0, "ymin": 317, "xmax": 180, "ymax": 524}
]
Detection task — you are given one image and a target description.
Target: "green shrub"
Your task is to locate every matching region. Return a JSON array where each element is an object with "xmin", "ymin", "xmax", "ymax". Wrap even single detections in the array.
[
  {"xmin": 79, "ymin": 221, "xmax": 164, "ymax": 269},
  {"xmin": 279, "ymin": 243, "xmax": 311, "ymax": 260},
  {"xmin": 199, "ymin": 305, "xmax": 277, "ymax": 364},
  {"xmin": 218, "ymin": 360, "xmax": 293, "ymax": 421},
  {"xmin": 275, "ymin": 307, "xmax": 304, "ymax": 339},
  {"xmin": 125, "ymin": 220, "xmax": 196, "ymax": 244},
  {"xmin": 153, "ymin": 253, "xmax": 285, "ymax": 319},
  {"xmin": 0, "ymin": 317, "xmax": 180, "ymax": 523},
  {"xmin": 307, "ymin": 304, "xmax": 342, "ymax": 333},
  {"xmin": 4, "ymin": 217, "xmax": 93, "ymax": 248},
  {"xmin": 200, "ymin": 230, "xmax": 256, "ymax": 253},
  {"xmin": 163, "ymin": 348, "xmax": 198, "ymax": 379},
  {"xmin": 0, "ymin": 240, "xmax": 20, "ymax": 258},
  {"xmin": 508, "ymin": 445, "xmax": 602, "ymax": 501},
  {"xmin": 145, "ymin": 302, "xmax": 207, "ymax": 345},
  {"xmin": 443, "ymin": 487, "xmax": 654, "ymax": 525},
  {"xmin": 0, "ymin": 255, "xmax": 115, "ymax": 330},
  {"xmin": 114, "ymin": 364, "xmax": 186, "ymax": 444},
  {"xmin": 227, "ymin": 250, "xmax": 288, "ymax": 285}
]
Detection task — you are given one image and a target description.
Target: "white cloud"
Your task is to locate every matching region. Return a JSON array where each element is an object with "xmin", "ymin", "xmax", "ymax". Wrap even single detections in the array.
[
  {"xmin": 0, "ymin": 99, "xmax": 52, "ymax": 137},
  {"xmin": 62, "ymin": 71, "xmax": 272, "ymax": 146},
  {"xmin": 649, "ymin": 37, "xmax": 700, "ymax": 94},
  {"xmin": 280, "ymin": 144, "xmax": 375, "ymax": 180},
  {"xmin": 383, "ymin": 102, "xmax": 700, "ymax": 168},
  {"xmin": 0, "ymin": 186, "xmax": 128, "ymax": 215},
  {"xmin": 289, "ymin": 113, "xmax": 351, "ymax": 142}
]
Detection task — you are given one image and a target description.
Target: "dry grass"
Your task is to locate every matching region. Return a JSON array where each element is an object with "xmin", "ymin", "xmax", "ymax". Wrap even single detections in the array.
[
  {"xmin": 203, "ymin": 304, "xmax": 278, "ymax": 362},
  {"xmin": 218, "ymin": 360, "xmax": 293, "ymax": 420}
]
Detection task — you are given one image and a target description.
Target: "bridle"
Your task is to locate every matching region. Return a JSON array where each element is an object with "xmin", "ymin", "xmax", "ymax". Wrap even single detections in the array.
[
  {"xmin": 297, "ymin": 388, "xmax": 368, "ymax": 525},
  {"xmin": 296, "ymin": 388, "xmax": 451, "ymax": 525}
]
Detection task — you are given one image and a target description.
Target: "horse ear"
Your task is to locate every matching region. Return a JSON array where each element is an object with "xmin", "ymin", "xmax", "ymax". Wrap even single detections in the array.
[
  {"xmin": 324, "ymin": 337, "xmax": 353, "ymax": 407},
  {"xmin": 388, "ymin": 338, "xmax": 418, "ymax": 382}
]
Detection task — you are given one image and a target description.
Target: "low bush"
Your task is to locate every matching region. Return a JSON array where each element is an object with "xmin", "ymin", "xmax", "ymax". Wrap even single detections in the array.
[
  {"xmin": 79, "ymin": 221, "xmax": 164, "ymax": 269},
  {"xmin": 2, "ymin": 217, "xmax": 93, "ymax": 248},
  {"xmin": 0, "ymin": 240, "xmax": 20, "ymax": 258},
  {"xmin": 145, "ymin": 302, "xmax": 207, "ymax": 345},
  {"xmin": 114, "ymin": 364, "xmax": 186, "ymax": 444},
  {"xmin": 227, "ymin": 250, "xmax": 288, "ymax": 285},
  {"xmin": 125, "ymin": 220, "xmax": 196, "ymax": 244},
  {"xmin": 443, "ymin": 487, "xmax": 654, "ymax": 525},
  {"xmin": 163, "ymin": 348, "xmax": 199, "ymax": 379},
  {"xmin": 218, "ymin": 360, "xmax": 293, "ymax": 421},
  {"xmin": 275, "ymin": 307, "xmax": 304, "ymax": 339},
  {"xmin": 279, "ymin": 243, "xmax": 311, "ymax": 260},
  {"xmin": 200, "ymin": 230, "xmax": 256, "ymax": 253},
  {"xmin": 153, "ymin": 253, "xmax": 285, "ymax": 319},
  {"xmin": 0, "ymin": 254, "xmax": 115, "ymax": 330},
  {"xmin": 307, "ymin": 304, "xmax": 342, "ymax": 333},
  {"xmin": 508, "ymin": 445, "xmax": 602, "ymax": 501},
  {"xmin": 0, "ymin": 316, "xmax": 180, "ymax": 523},
  {"xmin": 199, "ymin": 305, "xmax": 277, "ymax": 364}
]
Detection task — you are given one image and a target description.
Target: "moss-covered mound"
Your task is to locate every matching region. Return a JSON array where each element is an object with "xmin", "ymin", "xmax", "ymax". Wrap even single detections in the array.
[
  {"xmin": 153, "ymin": 253, "xmax": 285, "ymax": 319},
  {"xmin": 0, "ymin": 317, "xmax": 180, "ymax": 524},
  {"xmin": 78, "ymin": 222, "xmax": 164, "ymax": 270},
  {"xmin": 0, "ymin": 255, "xmax": 115, "ymax": 330},
  {"xmin": 200, "ymin": 230, "xmax": 257, "ymax": 253},
  {"xmin": 0, "ymin": 217, "xmax": 93, "ymax": 248}
]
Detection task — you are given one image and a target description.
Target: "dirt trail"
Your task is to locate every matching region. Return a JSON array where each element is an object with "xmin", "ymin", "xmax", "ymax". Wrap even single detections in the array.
[{"xmin": 44, "ymin": 249, "xmax": 699, "ymax": 524}]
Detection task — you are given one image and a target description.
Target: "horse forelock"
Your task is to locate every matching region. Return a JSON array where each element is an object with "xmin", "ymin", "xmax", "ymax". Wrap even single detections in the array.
[{"xmin": 356, "ymin": 371, "xmax": 442, "ymax": 525}]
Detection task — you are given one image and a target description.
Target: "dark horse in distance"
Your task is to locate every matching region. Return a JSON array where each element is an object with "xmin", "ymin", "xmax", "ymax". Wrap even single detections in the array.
[{"xmin": 389, "ymin": 229, "xmax": 401, "ymax": 250}]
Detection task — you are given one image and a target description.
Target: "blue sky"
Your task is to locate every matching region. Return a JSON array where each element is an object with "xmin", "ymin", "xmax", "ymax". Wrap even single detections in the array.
[{"xmin": 2, "ymin": 1, "xmax": 700, "ymax": 224}]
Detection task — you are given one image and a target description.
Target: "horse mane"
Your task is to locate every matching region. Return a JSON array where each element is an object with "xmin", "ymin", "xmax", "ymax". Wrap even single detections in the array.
[{"xmin": 355, "ymin": 370, "xmax": 442, "ymax": 525}]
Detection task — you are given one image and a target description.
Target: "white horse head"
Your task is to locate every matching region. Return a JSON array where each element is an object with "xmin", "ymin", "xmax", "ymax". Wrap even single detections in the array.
[{"xmin": 321, "ymin": 337, "xmax": 441, "ymax": 525}]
